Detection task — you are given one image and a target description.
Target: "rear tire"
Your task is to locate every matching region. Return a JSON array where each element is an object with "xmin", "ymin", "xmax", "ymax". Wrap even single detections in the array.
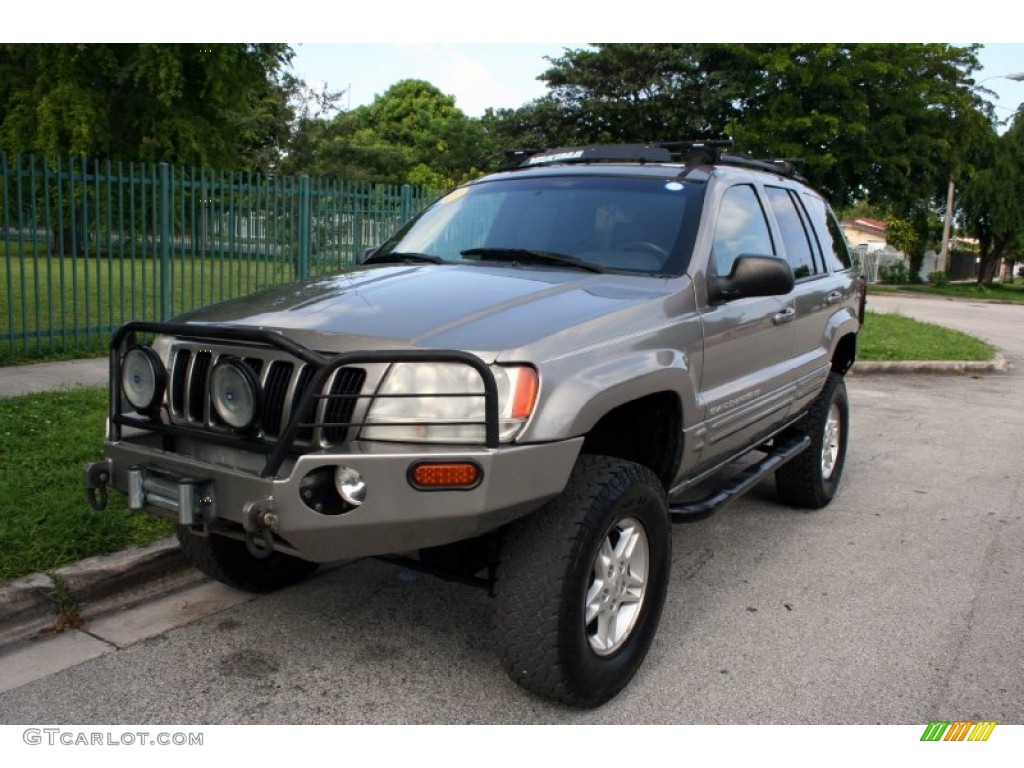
[
  {"xmin": 494, "ymin": 455, "xmax": 671, "ymax": 707},
  {"xmin": 776, "ymin": 372, "xmax": 849, "ymax": 509},
  {"xmin": 176, "ymin": 526, "xmax": 319, "ymax": 593}
]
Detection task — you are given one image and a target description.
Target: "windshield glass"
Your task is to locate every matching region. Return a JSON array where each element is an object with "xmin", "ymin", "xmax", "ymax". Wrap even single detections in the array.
[{"xmin": 375, "ymin": 175, "xmax": 703, "ymax": 275}]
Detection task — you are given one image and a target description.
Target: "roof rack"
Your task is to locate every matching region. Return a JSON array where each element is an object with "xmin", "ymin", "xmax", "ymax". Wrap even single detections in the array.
[
  {"xmin": 661, "ymin": 140, "xmax": 805, "ymax": 181},
  {"xmin": 502, "ymin": 144, "xmax": 673, "ymax": 170},
  {"xmin": 501, "ymin": 140, "xmax": 807, "ymax": 181},
  {"xmin": 660, "ymin": 139, "xmax": 735, "ymax": 165},
  {"xmin": 720, "ymin": 153, "xmax": 806, "ymax": 181}
]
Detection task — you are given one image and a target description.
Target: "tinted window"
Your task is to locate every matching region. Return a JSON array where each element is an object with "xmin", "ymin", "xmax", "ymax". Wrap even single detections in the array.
[
  {"xmin": 766, "ymin": 186, "xmax": 820, "ymax": 279},
  {"xmin": 712, "ymin": 185, "xmax": 775, "ymax": 277},
  {"xmin": 802, "ymin": 194, "xmax": 853, "ymax": 272}
]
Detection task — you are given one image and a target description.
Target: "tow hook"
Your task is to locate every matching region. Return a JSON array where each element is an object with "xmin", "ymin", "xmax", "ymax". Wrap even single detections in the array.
[
  {"xmin": 243, "ymin": 499, "xmax": 278, "ymax": 560},
  {"xmin": 84, "ymin": 460, "xmax": 113, "ymax": 511}
]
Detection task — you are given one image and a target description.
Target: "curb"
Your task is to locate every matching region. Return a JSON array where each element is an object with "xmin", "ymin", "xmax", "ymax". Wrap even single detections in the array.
[
  {"xmin": 851, "ymin": 354, "xmax": 1010, "ymax": 375},
  {"xmin": 0, "ymin": 536, "xmax": 203, "ymax": 650}
]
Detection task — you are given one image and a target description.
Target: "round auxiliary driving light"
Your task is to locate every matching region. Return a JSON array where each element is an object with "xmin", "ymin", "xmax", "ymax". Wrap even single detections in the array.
[
  {"xmin": 209, "ymin": 357, "xmax": 262, "ymax": 431},
  {"xmin": 121, "ymin": 345, "xmax": 166, "ymax": 416},
  {"xmin": 334, "ymin": 466, "xmax": 367, "ymax": 507}
]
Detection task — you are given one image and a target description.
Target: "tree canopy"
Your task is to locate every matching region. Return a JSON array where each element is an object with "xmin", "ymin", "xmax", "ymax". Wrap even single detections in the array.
[{"xmin": 0, "ymin": 43, "xmax": 294, "ymax": 170}]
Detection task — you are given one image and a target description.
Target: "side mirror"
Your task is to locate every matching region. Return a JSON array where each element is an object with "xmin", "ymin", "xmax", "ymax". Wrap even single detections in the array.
[
  {"xmin": 710, "ymin": 254, "xmax": 795, "ymax": 303},
  {"xmin": 360, "ymin": 246, "xmax": 379, "ymax": 263}
]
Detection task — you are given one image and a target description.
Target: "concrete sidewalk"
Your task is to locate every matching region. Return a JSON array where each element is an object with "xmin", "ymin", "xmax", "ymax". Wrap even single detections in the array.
[{"xmin": 0, "ymin": 356, "xmax": 108, "ymax": 398}]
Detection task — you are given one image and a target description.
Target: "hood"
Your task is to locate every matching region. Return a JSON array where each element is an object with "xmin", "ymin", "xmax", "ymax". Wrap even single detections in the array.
[{"xmin": 175, "ymin": 263, "xmax": 678, "ymax": 360}]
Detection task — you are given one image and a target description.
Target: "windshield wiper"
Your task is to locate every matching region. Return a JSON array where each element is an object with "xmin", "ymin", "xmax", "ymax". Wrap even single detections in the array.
[
  {"xmin": 364, "ymin": 251, "xmax": 445, "ymax": 265},
  {"xmin": 460, "ymin": 248, "xmax": 605, "ymax": 273}
]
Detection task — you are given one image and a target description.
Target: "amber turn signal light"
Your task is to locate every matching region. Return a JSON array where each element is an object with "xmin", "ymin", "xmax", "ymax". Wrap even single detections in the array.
[{"xmin": 408, "ymin": 461, "xmax": 482, "ymax": 490}]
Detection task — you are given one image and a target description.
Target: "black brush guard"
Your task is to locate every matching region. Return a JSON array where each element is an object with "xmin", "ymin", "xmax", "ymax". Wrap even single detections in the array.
[{"xmin": 108, "ymin": 321, "xmax": 501, "ymax": 480}]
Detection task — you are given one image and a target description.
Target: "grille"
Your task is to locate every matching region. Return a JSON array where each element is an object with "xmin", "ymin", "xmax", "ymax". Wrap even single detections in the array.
[{"xmin": 169, "ymin": 347, "xmax": 366, "ymax": 446}]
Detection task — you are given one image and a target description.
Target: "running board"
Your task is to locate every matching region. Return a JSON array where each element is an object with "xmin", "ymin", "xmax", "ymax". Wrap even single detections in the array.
[{"xmin": 669, "ymin": 434, "xmax": 811, "ymax": 521}]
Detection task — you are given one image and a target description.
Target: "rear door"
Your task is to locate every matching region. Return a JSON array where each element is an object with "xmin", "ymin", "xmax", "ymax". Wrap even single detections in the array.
[{"xmin": 763, "ymin": 185, "xmax": 837, "ymax": 408}]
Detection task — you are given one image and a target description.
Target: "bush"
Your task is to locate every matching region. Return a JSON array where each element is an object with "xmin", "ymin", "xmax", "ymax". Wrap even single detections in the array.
[
  {"xmin": 927, "ymin": 271, "xmax": 950, "ymax": 287},
  {"xmin": 878, "ymin": 261, "xmax": 910, "ymax": 285}
]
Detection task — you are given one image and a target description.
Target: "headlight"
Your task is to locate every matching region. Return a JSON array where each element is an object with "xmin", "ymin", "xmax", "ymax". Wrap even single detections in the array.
[
  {"xmin": 209, "ymin": 357, "xmax": 262, "ymax": 431},
  {"xmin": 362, "ymin": 363, "xmax": 538, "ymax": 444},
  {"xmin": 121, "ymin": 345, "xmax": 166, "ymax": 416}
]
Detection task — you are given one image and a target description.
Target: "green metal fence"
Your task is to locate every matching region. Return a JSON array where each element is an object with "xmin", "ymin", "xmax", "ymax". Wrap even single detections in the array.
[{"xmin": 0, "ymin": 153, "xmax": 436, "ymax": 363}]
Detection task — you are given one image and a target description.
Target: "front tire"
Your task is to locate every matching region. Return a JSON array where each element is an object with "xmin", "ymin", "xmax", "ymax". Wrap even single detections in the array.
[
  {"xmin": 494, "ymin": 456, "xmax": 671, "ymax": 707},
  {"xmin": 176, "ymin": 526, "xmax": 319, "ymax": 593},
  {"xmin": 776, "ymin": 372, "xmax": 849, "ymax": 509}
]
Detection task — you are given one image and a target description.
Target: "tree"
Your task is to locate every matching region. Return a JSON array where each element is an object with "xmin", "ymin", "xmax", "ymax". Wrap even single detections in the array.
[
  {"xmin": 283, "ymin": 79, "xmax": 490, "ymax": 187},
  {"xmin": 958, "ymin": 107, "xmax": 1024, "ymax": 283},
  {"xmin": 495, "ymin": 44, "xmax": 988, "ymax": 218},
  {"xmin": 884, "ymin": 216, "xmax": 920, "ymax": 273},
  {"xmin": 0, "ymin": 44, "xmax": 295, "ymax": 170}
]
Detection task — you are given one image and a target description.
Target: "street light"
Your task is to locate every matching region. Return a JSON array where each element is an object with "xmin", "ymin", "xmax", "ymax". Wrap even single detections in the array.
[{"xmin": 937, "ymin": 72, "xmax": 1024, "ymax": 275}]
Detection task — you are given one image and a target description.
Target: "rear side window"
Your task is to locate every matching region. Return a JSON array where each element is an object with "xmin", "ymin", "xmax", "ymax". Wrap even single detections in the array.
[
  {"xmin": 802, "ymin": 194, "xmax": 853, "ymax": 272},
  {"xmin": 765, "ymin": 186, "xmax": 821, "ymax": 279}
]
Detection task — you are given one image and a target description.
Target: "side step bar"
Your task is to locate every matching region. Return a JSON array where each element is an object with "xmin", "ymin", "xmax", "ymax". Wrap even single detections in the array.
[{"xmin": 669, "ymin": 434, "xmax": 811, "ymax": 521}]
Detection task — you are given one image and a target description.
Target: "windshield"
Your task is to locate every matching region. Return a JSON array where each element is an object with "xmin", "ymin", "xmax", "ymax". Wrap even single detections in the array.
[{"xmin": 374, "ymin": 175, "xmax": 703, "ymax": 275}]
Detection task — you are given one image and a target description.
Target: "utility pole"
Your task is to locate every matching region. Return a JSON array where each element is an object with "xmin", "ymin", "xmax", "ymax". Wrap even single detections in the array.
[{"xmin": 937, "ymin": 178, "xmax": 955, "ymax": 274}]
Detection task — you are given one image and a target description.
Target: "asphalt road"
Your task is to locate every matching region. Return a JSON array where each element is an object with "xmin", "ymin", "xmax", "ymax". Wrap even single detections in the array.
[{"xmin": 0, "ymin": 293, "xmax": 1021, "ymax": 725}]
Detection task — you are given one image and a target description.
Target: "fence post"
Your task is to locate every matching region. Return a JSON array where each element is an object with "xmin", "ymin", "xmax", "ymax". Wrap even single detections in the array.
[
  {"xmin": 400, "ymin": 184, "xmax": 414, "ymax": 224},
  {"xmin": 159, "ymin": 162, "xmax": 172, "ymax": 320},
  {"xmin": 297, "ymin": 175, "xmax": 311, "ymax": 280}
]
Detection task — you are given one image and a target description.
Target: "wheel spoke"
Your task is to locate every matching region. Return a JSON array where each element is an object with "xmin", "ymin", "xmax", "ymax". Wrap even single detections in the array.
[
  {"xmin": 613, "ymin": 523, "xmax": 640, "ymax": 561},
  {"xmin": 585, "ymin": 577, "xmax": 607, "ymax": 624},
  {"xmin": 821, "ymin": 402, "xmax": 841, "ymax": 479}
]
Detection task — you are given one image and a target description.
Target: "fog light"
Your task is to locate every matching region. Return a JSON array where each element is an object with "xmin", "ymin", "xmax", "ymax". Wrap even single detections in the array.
[
  {"xmin": 409, "ymin": 462, "xmax": 482, "ymax": 490},
  {"xmin": 334, "ymin": 466, "xmax": 366, "ymax": 507},
  {"xmin": 210, "ymin": 357, "xmax": 262, "ymax": 431},
  {"xmin": 122, "ymin": 345, "xmax": 166, "ymax": 416}
]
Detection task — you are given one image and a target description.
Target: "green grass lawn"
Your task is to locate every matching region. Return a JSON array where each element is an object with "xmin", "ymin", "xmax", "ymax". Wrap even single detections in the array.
[
  {"xmin": 858, "ymin": 310, "xmax": 995, "ymax": 361},
  {"xmin": 0, "ymin": 387, "xmax": 173, "ymax": 583}
]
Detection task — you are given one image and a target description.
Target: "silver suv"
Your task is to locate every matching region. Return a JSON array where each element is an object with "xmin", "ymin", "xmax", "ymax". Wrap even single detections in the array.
[{"xmin": 86, "ymin": 142, "xmax": 864, "ymax": 707}]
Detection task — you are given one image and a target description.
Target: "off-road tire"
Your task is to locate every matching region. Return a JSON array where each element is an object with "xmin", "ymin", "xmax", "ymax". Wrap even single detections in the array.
[
  {"xmin": 775, "ymin": 372, "xmax": 849, "ymax": 509},
  {"xmin": 176, "ymin": 526, "xmax": 319, "ymax": 593},
  {"xmin": 494, "ymin": 455, "xmax": 671, "ymax": 708}
]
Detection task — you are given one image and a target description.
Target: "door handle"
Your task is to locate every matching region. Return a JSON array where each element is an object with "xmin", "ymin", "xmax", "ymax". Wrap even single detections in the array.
[
  {"xmin": 772, "ymin": 307, "xmax": 796, "ymax": 325},
  {"xmin": 826, "ymin": 290, "xmax": 843, "ymax": 305}
]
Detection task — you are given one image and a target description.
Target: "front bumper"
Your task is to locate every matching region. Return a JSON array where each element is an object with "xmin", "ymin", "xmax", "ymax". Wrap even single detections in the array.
[{"xmin": 95, "ymin": 434, "xmax": 582, "ymax": 562}]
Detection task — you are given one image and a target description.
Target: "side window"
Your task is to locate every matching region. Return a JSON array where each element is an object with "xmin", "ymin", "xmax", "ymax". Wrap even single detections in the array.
[
  {"xmin": 802, "ymin": 193, "xmax": 853, "ymax": 272},
  {"xmin": 712, "ymin": 185, "xmax": 774, "ymax": 277},
  {"xmin": 766, "ymin": 186, "xmax": 821, "ymax": 280}
]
